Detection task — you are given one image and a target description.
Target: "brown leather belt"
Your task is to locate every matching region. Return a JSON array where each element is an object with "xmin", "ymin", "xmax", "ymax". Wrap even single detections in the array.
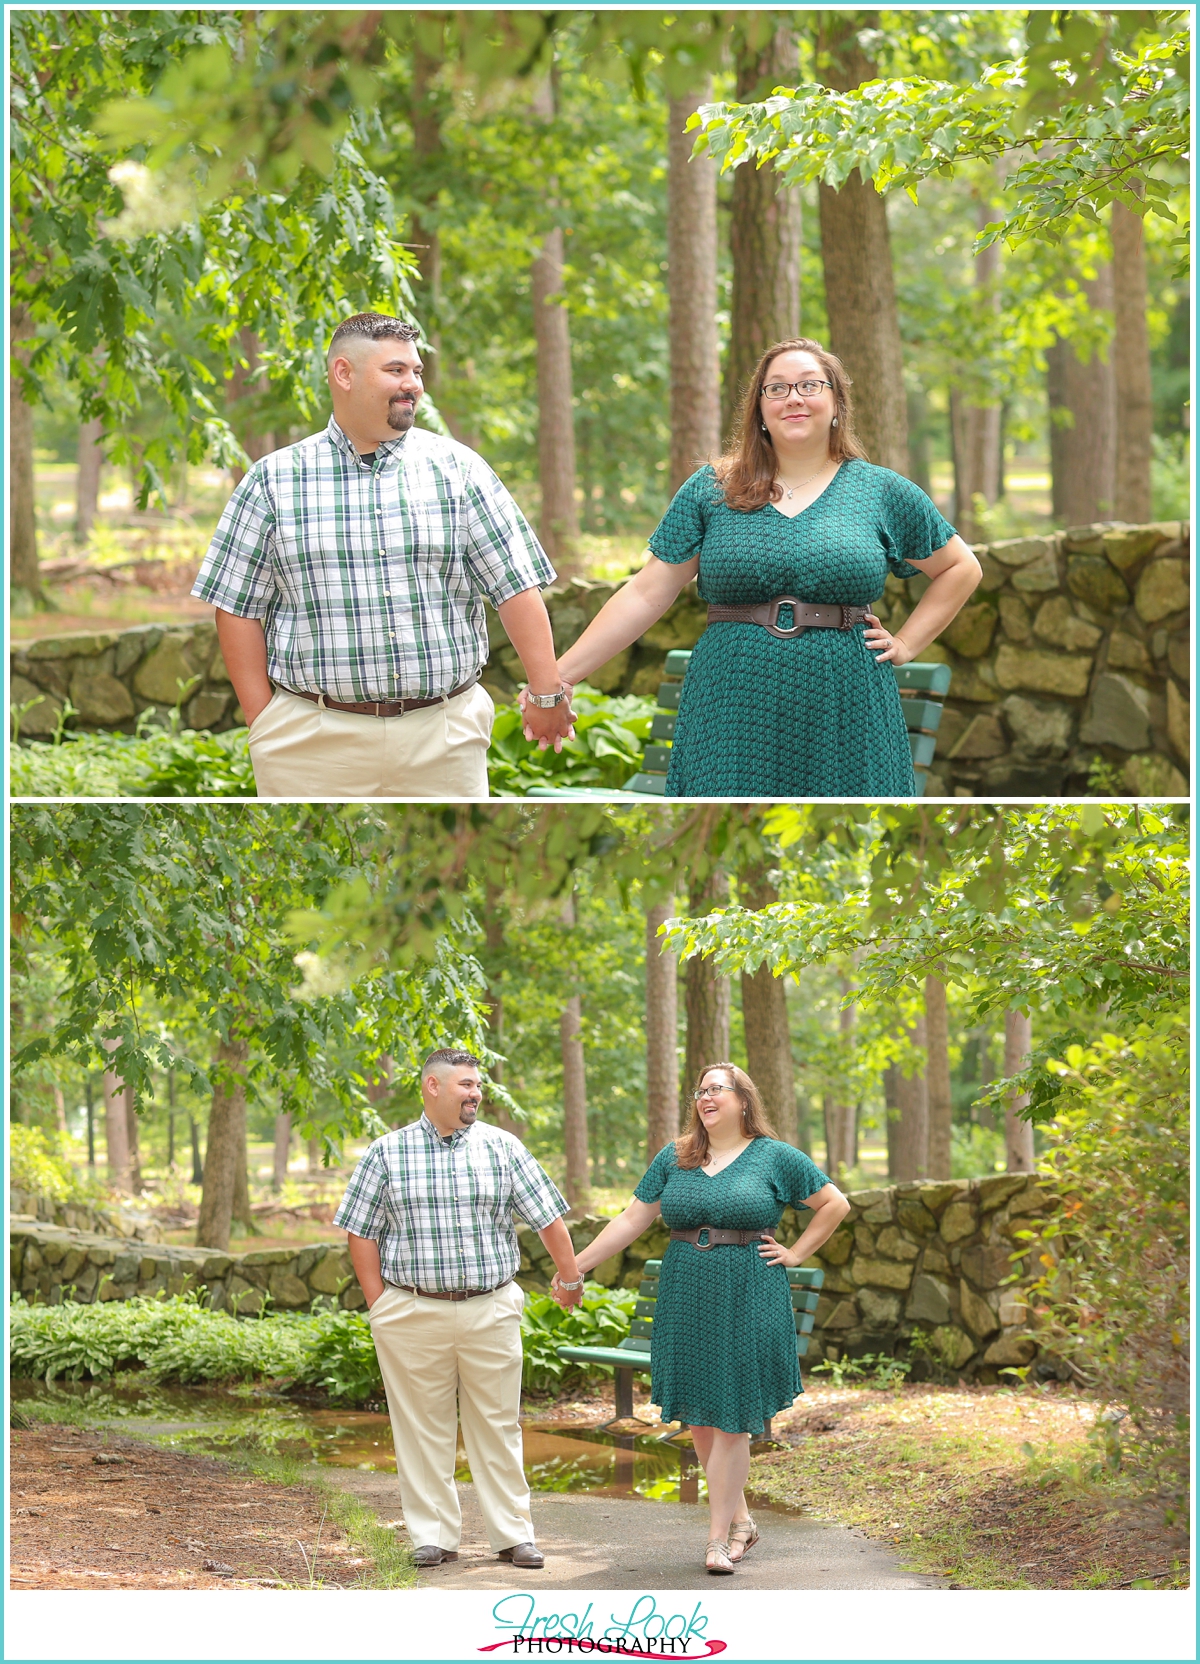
[
  {"xmin": 706, "ymin": 599, "xmax": 870, "ymax": 638},
  {"xmin": 284, "ymin": 670, "xmax": 480, "ymax": 718},
  {"xmin": 392, "ymin": 1276, "xmax": 513, "ymax": 1302},
  {"xmin": 670, "ymin": 1227, "xmax": 771, "ymax": 1251}
]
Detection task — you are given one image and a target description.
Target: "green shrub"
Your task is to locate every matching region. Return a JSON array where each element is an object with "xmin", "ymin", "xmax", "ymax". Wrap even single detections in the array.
[
  {"xmin": 9, "ymin": 1127, "xmax": 90, "ymax": 1204},
  {"xmin": 9, "ymin": 1282, "xmax": 638, "ymax": 1399},
  {"xmin": 519, "ymin": 1283, "xmax": 638, "ymax": 1393},
  {"xmin": 10, "ymin": 685, "xmax": 654, "ymax": 799},
  {"xmin": 487, "ymin": 686, "xmax": 655, "ymax": 796}
]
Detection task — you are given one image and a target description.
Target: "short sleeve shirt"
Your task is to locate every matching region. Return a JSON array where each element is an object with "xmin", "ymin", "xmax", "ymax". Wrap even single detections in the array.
[
  {"xmin": 333, "ymin": 1115, "xmax": 567, "ymax": 1292},
  {"xmin": 192, "ymin": 418, "xmax": 556, "ymax": 702}
]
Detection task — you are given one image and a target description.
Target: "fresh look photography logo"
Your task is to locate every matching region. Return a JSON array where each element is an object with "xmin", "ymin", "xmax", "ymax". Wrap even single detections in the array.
[{"xmin": 479, "ymin": 1597, "xmax": 727, "ymax": 1658}]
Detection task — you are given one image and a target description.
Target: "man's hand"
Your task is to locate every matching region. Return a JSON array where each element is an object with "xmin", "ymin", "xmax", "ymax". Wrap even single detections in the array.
[
  {"xmin": 550, "ymin": 1271, "xmax": 583, "ymax": 1309},
  {"xmin": 518, "ymin": 684, "xmax": 577, "ymax": 752}
]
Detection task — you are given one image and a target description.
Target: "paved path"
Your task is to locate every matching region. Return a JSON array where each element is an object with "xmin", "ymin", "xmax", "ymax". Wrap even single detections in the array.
[{"xmin": 318, "ymin": 1470, "xmax": 948, "ymax": 1591}]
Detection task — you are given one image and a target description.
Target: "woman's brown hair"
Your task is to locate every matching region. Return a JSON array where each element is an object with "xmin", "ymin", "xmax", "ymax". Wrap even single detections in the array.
[
  {"xmin": 675, "ymin": 1062, "xmax": 778, "ymax": 1170},
  {"xmin": 714, "ymin": 338, "xmax": 868, "ymax": 513}
]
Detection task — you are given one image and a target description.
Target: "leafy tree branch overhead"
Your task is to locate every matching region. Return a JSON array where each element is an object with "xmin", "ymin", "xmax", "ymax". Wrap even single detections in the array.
[{"xmin": 690, "ymin": 12, "xmax": 1190, "ymax": 264}]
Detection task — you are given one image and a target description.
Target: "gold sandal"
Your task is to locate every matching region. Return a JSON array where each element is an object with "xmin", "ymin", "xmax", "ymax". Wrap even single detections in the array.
[
  {"xmin": 706, "ymin": 1538, "xmax": 734, "ymax": 1575},
  {"xmin": 728, "ymin": 1516, "xmax": 759, "ymax": 1563}
]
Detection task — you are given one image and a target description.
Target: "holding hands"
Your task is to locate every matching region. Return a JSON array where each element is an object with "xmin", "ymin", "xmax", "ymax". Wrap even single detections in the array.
[
  {"xmin": 550, "ymin": 1271, "xmax": 584, "ymax": 1309},
  {"xmin": 517, "ymin": 682, "xmax": 577, "ymax": 752}
]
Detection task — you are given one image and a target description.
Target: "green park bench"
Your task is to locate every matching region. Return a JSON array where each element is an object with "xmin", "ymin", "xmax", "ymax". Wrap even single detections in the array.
[
  {"xmin": 556, "ymin": 1255, "xmax": 825, "ymax": 1442},
  {"xmin": 623, "ymin": 651, "xmax": 953, "ymax": 797},
  {"xmin": 524, "ymin": 653, "xmax": 952, "ymax": 799}
]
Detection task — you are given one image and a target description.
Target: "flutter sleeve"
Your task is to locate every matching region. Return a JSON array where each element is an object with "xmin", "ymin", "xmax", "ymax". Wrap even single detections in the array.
[
  {"xmin": 881, "ymin": 470, "xmax": 959, "ymax": 579},
  {"xmin": 633, "ymin": 1141, "xmax": 677, "ymax": 1202},
  {"xmin": 647, "ymin": 467, "xmax": 718, "ymax": 565}
]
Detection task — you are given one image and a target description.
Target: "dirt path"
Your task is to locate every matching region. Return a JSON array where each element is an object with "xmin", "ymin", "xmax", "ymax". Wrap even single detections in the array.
[{"xmin": 9, "ymin": 1424, "xmax": 366, "ymax": 1591}]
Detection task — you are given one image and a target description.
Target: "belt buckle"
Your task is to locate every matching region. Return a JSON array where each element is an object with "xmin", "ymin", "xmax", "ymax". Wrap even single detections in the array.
[
  {"xmin": 765, "ymin": 596, "xmax": 804, "ymax": 638},
  {"xmin": 694, "ymin": 1228, "xmax": 714, "ymax": 1251}
]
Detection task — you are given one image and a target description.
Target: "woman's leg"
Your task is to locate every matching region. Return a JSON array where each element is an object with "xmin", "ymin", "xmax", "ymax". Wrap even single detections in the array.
[{"xmin": 690, "ymin": 1426, "xmax": 752, "ymax": 1544}]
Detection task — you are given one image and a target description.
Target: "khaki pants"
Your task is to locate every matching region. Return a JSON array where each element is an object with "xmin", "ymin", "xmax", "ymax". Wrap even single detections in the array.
[
  {"xmin": 367, "ymin": 1281, "xmax": 533, "ymax": 1553},
  {"xmin": 247, "ymin": 684, "xmax": 493, "ymax": 799}
]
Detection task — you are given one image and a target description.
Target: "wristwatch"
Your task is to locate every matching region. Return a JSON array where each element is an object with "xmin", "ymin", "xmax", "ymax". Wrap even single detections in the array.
[{"xmin": 526, "ymin": 686, "xmax": 569, "ymax": 709}]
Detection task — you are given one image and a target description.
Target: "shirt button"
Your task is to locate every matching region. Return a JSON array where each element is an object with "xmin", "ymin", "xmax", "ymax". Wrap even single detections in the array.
[{"xmin": 390, "ymin": 632, "xmax": 396, "ymax": 640}]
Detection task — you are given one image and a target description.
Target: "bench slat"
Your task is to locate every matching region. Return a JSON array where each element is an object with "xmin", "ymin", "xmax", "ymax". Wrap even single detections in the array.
[
  {"xmin": 650, "ymin": 712, "xmax": 677, "ymax": 741},
  {"xmin": 900, "ymin": 697, "xmax": 946, "ymax": 733},
  {"xmin": 656, "ymin": 683, "xmax": 683, "ymax": 710}
]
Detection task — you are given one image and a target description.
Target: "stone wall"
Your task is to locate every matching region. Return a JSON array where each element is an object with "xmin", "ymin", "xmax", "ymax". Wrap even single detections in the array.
[
  {"xmin": 12, "ymin": 522, "xmax": 1188, "ymax": 798},
  {"xmin": 10, "ymin": 1188, "xmax": 163, "ymax": 1244},
  {"xmin": 11, "ymin": 1174, "xmax": 1050, "ymax": 1384},
  {"xmin": 872, "ymin": 521, "xmax": 1190, "ymax": 798}
]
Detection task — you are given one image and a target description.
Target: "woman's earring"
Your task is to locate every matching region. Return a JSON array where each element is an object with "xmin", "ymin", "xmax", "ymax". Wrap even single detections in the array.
[
  {"xmin": 831, "ymin": 417, "xmax": 838, "ymax": 428},
  {"xmin": 761, "ymin": 422, "xmax": 769, "ymax": 433}
]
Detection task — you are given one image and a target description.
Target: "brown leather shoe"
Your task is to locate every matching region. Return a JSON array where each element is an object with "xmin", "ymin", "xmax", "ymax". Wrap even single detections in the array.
[
  {"xmin": 413, "ymin": 1545, "xmax": 459, "ymax": 1567},
  {"xmin": 497, "ymin": 1542, "xmax": 544, "ymax": 1569}
]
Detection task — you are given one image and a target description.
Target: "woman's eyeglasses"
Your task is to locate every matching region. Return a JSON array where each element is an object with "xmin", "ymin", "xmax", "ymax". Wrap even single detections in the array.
[
  {"xmin": 762, "ymin": 379, "xmax": 832, "ymax": 400},
  {"xmin": 693, "ymin": 1084, "xmax": 732, "ymax": 1100}
]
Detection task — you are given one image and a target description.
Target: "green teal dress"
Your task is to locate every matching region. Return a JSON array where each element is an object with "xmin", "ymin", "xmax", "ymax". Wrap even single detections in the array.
[
  {"xmin": 647, "ymin": 460, "xmax": 957, "ymax": 798},
  {"xmin": 633, "ymin": 1138, "xmax": 830, "ymax": 1435}
]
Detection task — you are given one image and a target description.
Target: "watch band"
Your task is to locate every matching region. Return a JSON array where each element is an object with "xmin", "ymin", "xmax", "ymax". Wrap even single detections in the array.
[{"xmin": 526, "ymin": 686, "xmax": 568, "ymax": 709}]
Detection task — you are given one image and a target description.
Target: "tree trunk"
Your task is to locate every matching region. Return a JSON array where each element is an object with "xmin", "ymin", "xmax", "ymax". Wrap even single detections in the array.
[
  {"xmin": 723, "ymin": 24, "xmax": 802, "ymax": 439},
  {"xmin": 411, "ymin": 37, "xmax": 445, "ymax": 397},
  {"xmin": 668, "ymin": 84, "xmax": 721, "ymax": 491},
  {"xmin": 480, "ymin": 890, "xmax": 522, "ymax": 1137},
  {"xmin": 86, "ymin": 1077, "xmax": 96, "ymax": 1168},
  {"xmin": 924, "ymin": 974, "xmax": 953, "ymax": 1179},
  {"xmin": 891, "ymin": 1015, "xmax": 928, "ymax": 1182},
  {"xmin": 684, "ymin": 871, "xmax": 731, "ymax": 1102},
  {"xmin": 954, "ymin": 211, "xmax": 1003, "ymax": 540},
  {"xmin": 882, "ymin": 1064, "xmax": 900, "ymax": 1179},
  {"xmin": 738, "ymin": 860, "xmax": 796, "ymax": 1144},
  {"xmin": 273, "ymin": 1112, "xmax": 292, "ymax": 1191},
  {"xmin": 560, "ymin": 994, "xmax": 590, "ymax": 1207},
  {"xmin": 189, "ymin": 1115, "xmax": 204, "ymax": 1185},
  {"xmin": 816, "ymin": 14, "xmax": 907, "ymax": 471},
  {"xmin": 227, "ymin": 330, "xmax": 276, "ymax": 488},
  {"xmin": 102, "ymin": 1041, "xmax": 132, "ymax": 1195},
  {"xmin": 166, "ymin": 1071, "xmax": 176, "ymax": 1171},
  {"xmin": 232, "ymin": 1103, "xmax": 252, "ymax": 1233},
  {"xmin": 76, "ymin": 417, "xmax": 104, "ymax": 543},
  {"xmin": 531, "ymin": 225, "xmax": 579, "ymax": 567},
  {"xmin": 10, "ymin": 305, "xmax": 41, "ymax": 613},
  {"xmin": 125, "ymin": 1089, "xmax": 142, "ymax": 1194},
  {"xmin": 307, "ymin": 1135, "xmax": 321, "ymax": 1174},
  {"xmin": 1047, "ymin": 268, "xmax": 1116, "ymax": 525},
  {"xmin": 645, "ymin": 900, "xmax": 680, "ymax": 1159},
  {"xmin": 1003, "ymin": 1009, "xmax": 1035, "ymax": 1173},
  {"xmin": 196, "ymin": 1037, "xmax": 249, "ymax": 1251},
  {"xmin": 824, "ymin": 982, "xmax": 857, "ymax": 1174},
  {"xmin": 1111, "ymin": 195, "xmax": 1154, "ymax": 522}
]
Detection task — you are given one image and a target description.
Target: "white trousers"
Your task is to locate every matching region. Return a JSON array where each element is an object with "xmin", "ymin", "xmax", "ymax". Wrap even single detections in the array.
[
  {"xmin": 367, "ymin": 1281, "xmax": 533, "ymax": 1553},
  {"xmin": 247, "ymin": 684, "xmax": 493, "ymax": 799}
]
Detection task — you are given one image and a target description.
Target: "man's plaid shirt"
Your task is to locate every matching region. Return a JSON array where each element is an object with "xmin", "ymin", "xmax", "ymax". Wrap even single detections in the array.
[
  {"xmin": 333, "ymin": 1115, "xmax": 568, "ymax": 1292},
  {"xmin": 191, "ymin": 418, "xmax": 556, "ymax": 702}
]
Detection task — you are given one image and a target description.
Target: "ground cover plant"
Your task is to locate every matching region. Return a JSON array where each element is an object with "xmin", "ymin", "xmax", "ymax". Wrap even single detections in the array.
[
  {"xmin": 9, "ymin": 1283, "xmax": 637, "ymax": 1402},
  {"xmin": 10, "ymin": 687, "xmax": 654, "ymax": 798}
]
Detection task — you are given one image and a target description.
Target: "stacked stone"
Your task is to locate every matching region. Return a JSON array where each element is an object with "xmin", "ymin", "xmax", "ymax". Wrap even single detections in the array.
[
  {"xmin": 870, "ymin": 521, "xmax": 1189, "ymax": 798},
  {"xmin": 10, "ymin": 1188, "xmax": 162, "ymax": 1243},
  {"xmin": 802, "ymin": 1174, "xmax": 1049, "ymax": 1382},
  {"xmin": 10, "ymin": 622, "xmax": 238, "ymax": 738},
  {"xmin": 11, "ymin": 1226, "xmax": 362, "ymax": 1315}
]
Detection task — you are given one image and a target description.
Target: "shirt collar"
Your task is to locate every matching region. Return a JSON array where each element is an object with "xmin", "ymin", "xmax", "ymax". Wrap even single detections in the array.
[
  {"xmin": 419, "ymin": 1112, "xmax": 471, "ymax": 1147},
  {"xmin": 325, "ymin": 415, "xmax": 408, "ymax": 468}
]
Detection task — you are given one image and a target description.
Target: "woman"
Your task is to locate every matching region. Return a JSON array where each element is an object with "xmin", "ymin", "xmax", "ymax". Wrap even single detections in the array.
[
  {"xmin": 540, "ymin": 339, "xmax": 981, "ymax": 796},
  {"xmin": 555, "ymin": 1063, "xmax": 851, "ymax": 1574}
]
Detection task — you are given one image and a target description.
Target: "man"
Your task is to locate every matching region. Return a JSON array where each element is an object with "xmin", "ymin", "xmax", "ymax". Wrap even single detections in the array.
[
  {"xmin": 334, "ymin": 1049, "xmax": 583, "ymax": 1570},
  {"xmin": 192, "ymin": 313, "xmax": 574, "ymax": 798}
]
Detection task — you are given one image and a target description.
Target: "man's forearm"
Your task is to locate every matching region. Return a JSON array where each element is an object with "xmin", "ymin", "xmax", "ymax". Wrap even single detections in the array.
[
  {"xmin": 537, "ymin": 1217, "xmax": 581, "ymax": 1284},
  {"xmin": 496, "ymin": 588, "xmax": 561, "ymax": 695},
  {"xmin": 214, "ymin": 608, "xmax": 273, "ymax": 726},
  {"xmin": 346, "ymin": 1232, "xmax": 386, "ymax": 1308}
]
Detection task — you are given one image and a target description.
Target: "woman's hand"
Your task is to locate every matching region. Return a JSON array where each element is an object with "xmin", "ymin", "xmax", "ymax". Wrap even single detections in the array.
[
  {"xmin": 757, "ymin": 1235, "xmax": 802, "ymax": 1268},
  {"xmin": 549, "ymin": 1271, "xmax": 583, "ymax": 1310},
  {"xmin": 516, "ymin": 681, "xmax": 576, "ymax": 750},
  {"xmin": 863, "ymin": 614, "xmax": 916, "ymax": 666}
]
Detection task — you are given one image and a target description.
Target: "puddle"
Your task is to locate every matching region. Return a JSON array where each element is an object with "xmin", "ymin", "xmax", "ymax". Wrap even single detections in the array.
[{"xmin": 10, "ymin": 1381, "xmax": 711, "ymax": 1503}]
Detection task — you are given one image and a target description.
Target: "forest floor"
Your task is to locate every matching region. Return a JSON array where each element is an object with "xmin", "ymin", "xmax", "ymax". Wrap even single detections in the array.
[
  {"xmin": 752, "ymin": 1381, "xmax": 1190, "ymax": 1591},
  {"xmin": 8, "ymin": 1421, "xmax": 415, "ymax": 1591}
]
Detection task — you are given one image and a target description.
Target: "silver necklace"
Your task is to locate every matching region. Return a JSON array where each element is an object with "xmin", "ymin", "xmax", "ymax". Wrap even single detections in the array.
[{"xmin": 778, "ymin": 460, "xmax": 831, "ymax": 500}]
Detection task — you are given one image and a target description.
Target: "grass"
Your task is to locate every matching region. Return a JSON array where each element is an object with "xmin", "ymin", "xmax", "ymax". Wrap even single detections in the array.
[
  {"xmin": 222, "ymin": 1447, "xmax": 417, "ymax": 1589},
  {"xmin": 753, "ymin": 1383, "xmax": 1189, "ymax": 1591}
]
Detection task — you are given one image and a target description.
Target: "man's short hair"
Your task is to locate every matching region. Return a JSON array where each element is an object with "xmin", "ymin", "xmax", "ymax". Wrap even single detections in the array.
[
  {"xmin": 422, "ymin": 1048, "xmax": 483, "ymax": 1077},
  {"xmin": 327, "ymin": 313, "xmax": 421, "ymax": 365}
]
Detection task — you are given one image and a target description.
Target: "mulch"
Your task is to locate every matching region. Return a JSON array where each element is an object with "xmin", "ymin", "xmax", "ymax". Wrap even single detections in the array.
[{"xmin": 10, "ymin": 1423, "xmax": 367, "ymax": 1591}]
